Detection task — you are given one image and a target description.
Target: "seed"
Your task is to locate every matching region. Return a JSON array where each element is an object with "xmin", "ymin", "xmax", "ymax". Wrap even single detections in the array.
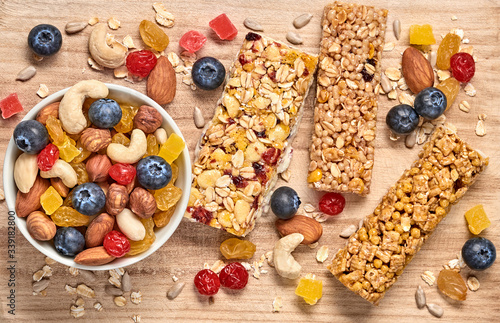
[
  {"xmin": 467, "ymin": 275, "xmax": 480, "ymax": 291},
  {"xmin": 316, "ymin": 245, "xmax": 329, "ymax": 262},
  {"xmin": 393, "ymin": 19, "xmax": 401, "ymax": 40},
  {"xmin": 415, "ymin": 285, "xmax": 426, "ymax": 309},
  {"xmin": 105, "ymin": 285, "xmax": 123, "ymax": 296},
  {"xmin": 121, "ymin": 271, "xmax": 132, "ymax": 292},
  {"xmin": 293, "ymin": 13, "xmax": 313, "ymax": 29},
  {"xmin": 33, "ymin": 279, "xmax": 49, "ymax": 293},
  {"xmin": 380, "ymin": 74, "xmax": 392, "ymax": 93},
  {"xmin": 427, "ymin": 303, "xmax": 444, "ymax": 318},
  {"xmin": 16, "ymin": 65, "xmax": 36, "ymax": 82},
  {"xmin": 286, "ymin": 31, "xmax": 303, "ymax": 45},
  {"xmin": 79, "ymin": 269, "xmax": 96, "ymax": 282},
  {"xmin": 167, "ymin": 281, "xmax": 186, "ymax": 300},
  {"xmin": 459, "ymin": 101, "xmax": 470, "ymax": 113},
  {"xmin": 405, "ymin": 131, "xmax": 417, "ymax": 149},
  {"xmin": 243, "ymin": 18, "xmax": 264, "ymax": 32},
  {"xmin": 428, "ymin": 51, "xmax": 437, "ymax": 67},
  {"xmin": 65, "ymin": 21, "xmax": 87, "ymax": 34},
  {"xmin": 475, "ymin": 119, "xmax": 486, "ymax": 137},
  {"xmin": 339, "ymin": 224, "xmax": 357, "ymax": 238},
  {"xmin": 194, "ymin": 106, "xmax": 205, "ymax": 128}
]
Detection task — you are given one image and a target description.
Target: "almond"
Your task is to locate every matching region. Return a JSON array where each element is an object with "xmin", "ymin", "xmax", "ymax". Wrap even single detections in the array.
[
  {"xmin": 147, "ymin": 56, "xmax": 176, "ymax": 105},
  {"xmin": 133, "ymin": 105, "xmax": 162, "ymax": 134},
  {"xmin": 36, "ymin": 102, "xmax": 59, "ymax": 125},
  {"xmin": 80, "ymin": 128, "xmax": 111, "ymax": 152},
  {"xmin": 74, "ymin": 246, "xmax": 116, "ymax": 266},
  {"xmin": 402, "ymin": 47, "xmax": 434, "ymax": 94},
  {"xmin": 86, "ymin": 154, "xmax": 112, "ymax": 182},
  {"xmin": 27, "ymin": 211, "xmax": 56, "ymax": 241},
  {"xmin": 85, "ymin": 213, "xmax": 115, "ymax": 248},
  {"xmin": 105, "ymin": 183, "xmax": 128, "ymax": 216},
  {"xmin": 129, "ymin": 187, "xmax": 156, "ymax": 218},
  {"xmin": 16, "ymin": 176, "xmax": 50, "ymax": 218},
  {"xmin": 275, "ymin": 215, "xmax": 323, "ymax": 245},
  {"xmin": 50, "ymin": 178, "xmax": 69, "ymax": 198}
]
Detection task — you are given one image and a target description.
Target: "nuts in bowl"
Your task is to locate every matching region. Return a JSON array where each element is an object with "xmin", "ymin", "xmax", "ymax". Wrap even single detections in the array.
[{"xmin": 3, "ymin": 81, "xmax": 191, "ymax": 270}]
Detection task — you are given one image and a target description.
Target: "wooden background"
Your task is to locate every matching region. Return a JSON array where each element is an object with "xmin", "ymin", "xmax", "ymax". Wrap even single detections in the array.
[{"xmin": 1, "ymin": 0, "xmax": 499, "ymax": 321}]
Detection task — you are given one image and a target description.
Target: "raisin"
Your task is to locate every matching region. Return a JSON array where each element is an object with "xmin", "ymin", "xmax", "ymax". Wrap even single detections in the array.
[
  {"xmin": 70, "ymin": 162, "xmax": 89, "ymax": 185},
  {"xmin": 109, "ymin": 163, "xmax": 136, "ymax": 185},
  {"xmin": 153, "ymin": 207, "xmax": 175, "ymax": 228},
  {"xmin": 232, "ymin": 175, "xmax": 248, "ymax": 188},
  {"xmin": 319, "ymin": 192, "xmax": 345, "ymax": 216},
  {"xmin": 127, "ymin": 218, "xmax": 156, "ymax": 256},
  {"xmin": 450, "ymin": 52, "xmax": 475, "ymax": 83},
  {"xmin": 114, "ymin": 105, "xmax": 138, "ymax": 134},
  {"xmin": 361, "ymin": 67, "xmax": 374, "ymax": 82},
  {"xmin": 255, "ymin": 130, "xmax": 266, "ymax": 138},
  {"xmin": 245, "ymin": 32, "xmax": 261, "ymax": 41},
  {"xmin": 252, "ymin": 162, "xmax": 267, "ymax": 184},
  {"xmin": 437, "ymin": 269, "xmax": 467, "ymax": 301},
  {"xmin": 436, "ymin": 33, "xmax": 461, "ymax": 70},
  {"xmin": 220, "ymin": 238, "xmax": 256, "ymax": 259},
  {"xmin": 139, "ymin": 20, "xmax": 169, "ymax": 52},
  {"xmin": 435, "ymin": 77, "xmax": 460, "ymax": 111},
  {"xmin": 51, "ymin": 206, "xmax": 90, "ymax": 227},
  {"xmin": 262, "ymin": 147, "xmax": 281, "ymax": 165},
  {"xmin": 154, "ymin": 183, "xmax": 182, "ymax": 211},
  {"xmin": 144, "ymin": 134, "xmax": 159, "ymax": 157}
]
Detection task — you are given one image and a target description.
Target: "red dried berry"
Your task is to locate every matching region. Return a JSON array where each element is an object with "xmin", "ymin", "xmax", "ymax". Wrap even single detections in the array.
[
  {"xmin": 194, "ymin": 269, "xmax": 220, "ymax": 296},
  {"xmin": 103, "ymin": 230, "xmax": 131, "ymax": 257},
  {"xmin": 190, "ymin": 206, "xmax": 213, "ymax": 225},
  {"xmin": 37, "ymin": 143, "xmax": 59, "ymax": 171},
  {"xmin": 109, "ymin": 163, "xmax": 136, "ymax": 185},
  {"xmin": 319, "ymin": 192, "xmax": 346, "ymax": 216},
  {"xmin": 126, "ymin": 50, "xmax": 158, "ymax": 78},
  {"xmin": 262, "ymin": 147, "xmax": 281, "ymax": 165},
  {"xmin": 450, "ymin": 52, "xmax": 475, "ymax": 83},
  {"xmin": 219, "ymin": 262, "xmax": 249, "ymax": 290}
]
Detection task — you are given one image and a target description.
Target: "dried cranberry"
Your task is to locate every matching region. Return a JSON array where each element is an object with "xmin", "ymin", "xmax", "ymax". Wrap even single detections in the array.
[
  {"xmin": 302, "ymin": 68, "xmax": 310, "ymax": 77},
  {"xmin": 450, "ymin": 52, "xmax": 475, "ymax": 83},
  {"xmin": 255, "ymin": 130, "xmax": 266, "ymax": 138},
  {"xmin": 37, "ymin": 143, "xmax": 59, "ymax": 171},
  {"xmin": 319, "ymin": 192, "xmax": 346, "ymax": 216},
  {"xmin": 103, "ymin": 230, "xmax": 130, "ymax": 257},
  {"xmin": 262, "ymin": 147, "xmax": 281, "ymax": 165},
  {"xmin": 109, "ymin": 163, "xmax": 136, "ymax": 185},
  {"xmin": 268, "ymin": 70, "xmax": 277, "ymax": 82},
  {"xmin": 361, "ymin": 67, "xmax": 374, "ymax": 82},
  {"xmin": 239, "ymin": 54, "xmax": 251, "ymax": 66},
  {"xmin": 219, "ymin": 262, "xmax": 249, "ymax": 290},
  {"xmin": 232, "ymin": 175, "xmax": 248, "ymax": 188},
  {"xmin": 126, "ymin": 50, "xmax": 157, "ymax": 78},
  {"xmin": 245, "ymin": 32, "xmax": 261, "ymax": 41},
  {"xmin": 252, "ymin": 162, "xmax": 267, "ymax": 184},
  {"xmin": 194, "ymin": 269, "xmax": 220, "ymax": 295},
  {"xmin": 191, "ymin": 206, "xmax": 213, "ymax": 225},
  {"xmin": 223, "ymin": 169, "xmax": 232, "ymax": 176}
]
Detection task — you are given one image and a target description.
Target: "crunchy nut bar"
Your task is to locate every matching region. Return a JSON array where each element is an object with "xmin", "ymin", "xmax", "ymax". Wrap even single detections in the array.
[
  {"xmin": 185, "ymin": 32, "xmax": 318, "ymax": 236},
  {"xmin": 308, "ymin": 2, "xmax": 388, "ymax": 196},
  {"xmin": 328, "ymin": 126, "xmax": 488, "ymax": 305}
]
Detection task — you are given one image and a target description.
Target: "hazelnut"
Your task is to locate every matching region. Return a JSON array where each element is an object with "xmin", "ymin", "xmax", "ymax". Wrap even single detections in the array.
[
  {"xmin": 86, "ymin": 154, "xmax": 112, "ymax": 182},
  {"xmin": 133, "ymin": 105, "xmax": 162, "ymax": 134},
  {"xmin": 129, "ymin": 187, "xmax": 156, "ymax": 218},
  {"xmin": 105, "ymin": 183, "xmax": 128, "ymax": 216}
]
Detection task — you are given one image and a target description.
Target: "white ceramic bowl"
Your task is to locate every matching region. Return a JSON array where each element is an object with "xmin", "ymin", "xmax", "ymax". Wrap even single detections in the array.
[{"xmin": 3, "ymin": 83, "xmax": 191, "ymax": 270}]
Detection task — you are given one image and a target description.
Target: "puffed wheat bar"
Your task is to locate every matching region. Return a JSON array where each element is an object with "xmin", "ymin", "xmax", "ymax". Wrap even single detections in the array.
[
  {"xmin": 328, "ymin": 126, "xmax": 488, "ymax": 305},
  {"xmin": 185, "ymin": 32, "xmax": 318, "ymax": 236},
  {"xmin": 308, "ymin": 2, "xmax": 388, "ymax": 196}
]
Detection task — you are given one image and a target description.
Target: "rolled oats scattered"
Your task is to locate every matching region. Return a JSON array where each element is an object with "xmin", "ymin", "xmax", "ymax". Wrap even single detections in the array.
[
  {"xmin": 428, "ymin": 51, "xmax": 437, "ymax": 66},
  {"xmin": 37, "ymin": 84, "xmax": 49, "ymax": 98},
  {"xmin": 450, "ymin": 28, "xmax": 464, "ymax": 39},
  {"xmin": 467, "ymin": 275, "xmax": 479, "ymax": 291},
  {"xmin": 77, "ymin": 284, "xmax": 95, "ymax": 298},
  {"xmin": 155, "ymin": 10, "xmax": 175, "ymax": 28},
  {"xmin": 397, "ymin": 77, "xmax": 408, "ymax": 91},
  {"xmin": 107, "ymin": 17, "xmax": 120, "ymax": 30},
  {"xmin": 398, "ymin": 92, "xmax": 415, "ymax": 106},
  {"xmin": 210, "ymin": 260, "xmax": 226, "ymax": 274},
  {"xmin": 122, "ymin": 35, "xmax": 136, "ymax": 49},
  {"xmin": 109, "ymin": 275, "xmax": 122, "ymax": 288},
  {"xmin": 69, "ymin": 267, "xmax": 79, "ymax": 276},
  {"xmin": 421, "ymin": 271, "xmax": 436, "ymax": 286},
  {"xmin": 389, "ymin": 132, "xmax": 400, "ymax": 141},
  {"xmin": 114, "ymin": 66, "xmax": 128, "ymax": 78},
  {"xmin": 93, "ymin": 302, "xmax": 103, "ymax": 312},
  {"xmin": 65, "ymin": 284, "xmax": 77, "ymax": 295},
  {"xmin": 114, "ymin": 296, "xmax": 127, "ymax": 307},
  {"xmin": 88, "ymin": 57, "xmax": 104, "ymax": 71},
  {"xmin": 240, "ymin": 262, "xmax": 252, "ymax": 271},
  {"xmin": 464, "ymin": 83, "xmax": 476, "ymax": 96},
  {"xmin": 385, "ymin": 67, "xmax": 401, "ymax": 81},
  {"xmin": 172, "ymin": 275, "xmax": 179, "ymax": 282},
  {"xmin": 475, "ymin": 119, "xmax": 486, "ymax": 137},
  {"xmin": 88, "ymin": 17, "xmax": 99, "ymax": 26},
  {"xmin": 388, "ymin": 89, "xmax": 398, "ymax": 100},
  {"xmin": 131, "ymin": 314, "xmax": 142, "ymax": 323},
  {"xmin": 272, "ymin": 296, "xmax": 283, "ymax": 312},
  {"xmin": 130, "ymin": 291, "xmax": 142, "ymax": 305},
  {"xmin": 70, "ymin": 304, "xmax": 85, "ymax": 318},
  {"xmin": 167, "ymin": 52, "xmax": 180, "ymax": 68},
  {"xmin": 75, "ymin": 298, "xmax": 85, "ymax": 307},
  {"xmin": 33, "ymin": 279, "xmax": 49, "ymax": 294},
  {"xmin": 308, "ymin": 242, "xmax": 319, "ymax": 249},
  {"xmin": 280, "ymin": 169, "xmax": 291, "ymax": 182},
  {"xmin": 383, "ymin": 42, "xmax": 395, "ymax": 51},
  {"xmin": 316, "ymin": 245, "xmax": 329, "ymax": 263},
  {"xmin": 45, "ymin": 256, "xmax": 57, "ymax": 265},
  {"xmin": 33, "ymin": 269, "xmax": 45, "ymax": 282},
  {"xmin": 437, "ymin": 69, "xmax": 451, "ymax": 81}
]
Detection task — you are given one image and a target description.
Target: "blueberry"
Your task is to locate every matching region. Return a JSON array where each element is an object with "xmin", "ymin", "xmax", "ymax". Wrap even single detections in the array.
[
  {"xmin": 28, "ymin": 24, "xmax": 62, "ymax": 57},
  {"xmin": 88, "ymin": 99, "xmax": 122, "ymax": 129},
  {"xmin": 414, "ymin": 87, "xmax": 447, "ymax": 120},
  {"xmin": 54, "ymin": 227, "xmax": 85, "ymax": 257},
  {"xmin": 13, "ymin": 120, "xmax": 49, "ymax": 154},
  {"xmin": 462, "ymin": 237, "xmax": 496, "ymax": 271},
  {"xmin": 192, "ymin": 57, "xmax": 226, "ymax": 90},
  {"xmin": 72, "ymin": 183, "xmax": 106, "ymax": 216},
  {"xmin": 270, "ymin": 186, "xmax": 301, "ymax": 220},
  {"xmin": 385, "ymin": 104, "xmax": 420, "ymax": 135},
  {"xmin": 136, "ymin": 156, "xmax": 172, "ymax": 190}
]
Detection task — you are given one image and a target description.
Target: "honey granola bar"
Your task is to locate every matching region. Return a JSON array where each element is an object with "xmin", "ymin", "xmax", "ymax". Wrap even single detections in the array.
[
  {"xmin": 308, "ymin": 2, "xmax": 388, "ymax": 195},
  {"xmin": 328, "ymin": 126, "xmax": 488, "ymax": 305},
  {"xmin": 185, "ymin": 32, "xmax": 318, "ymax": 236}
]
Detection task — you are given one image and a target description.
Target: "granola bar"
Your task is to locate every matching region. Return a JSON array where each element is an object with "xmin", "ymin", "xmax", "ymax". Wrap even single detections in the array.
[
  {"xmin": 185, "ymin": 32, "xmax": 318, "ymax": 236},
  {"xmin": 328, "ymin": 126, "xmax": 488, "ymax": 305},
  {"xmin": 308, "ymin": 2, "xmax": 388, "ymax": 196}
]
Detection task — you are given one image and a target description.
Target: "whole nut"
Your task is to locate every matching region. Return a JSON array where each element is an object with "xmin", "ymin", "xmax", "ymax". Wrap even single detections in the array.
[
  {"xmin": 116, "ymin": 208, "xmax": 146, "ymax": 241},
  {"xmin": 27, "ymin": 211, "xmax": 56, "ymax": 241},
  {"xmin": 402, "ymin": 47, "xmax": 434, "ymax": 94},
  {"xmin": 147, "ymin": 56, "xmax": 176, "ymax": 105},
  {"xmin": 86, "ymin": 154, "xmax": 112, "ymax": 182},
  {"xmin": 85, "ymin": 213, "xmax": 115, "ymax": 248},
  {"xmin": 80, "ymin": 128, "xmax": 111, "ymax": 152},
  {"xmin": 16, "ymin": 176, "xmax": 50, "ymax": 218},
  {"xmin": 36, "ymin": 102, "xmax": 59, "ymax": 125},
  {"xmin": 129, "ymin": 187, "xmax": 157, "ymax": 218},
  {"xmin": 275, "ymin": 215, "xmax": 323, "ymax": 245},
  {"xmin": 105, "ymin": 184, "xmax": 129, "ymax": 216},
  {"xmin": 51, "ymin": 178, "xmax": 69, "ymax": 198},
  {"xmin": 74, "ymin": 246, "xmax": 116, "ymax": 266},
  {"xmin": 133, "ymin": 105, "xmax": 163, "ymax": 134}
]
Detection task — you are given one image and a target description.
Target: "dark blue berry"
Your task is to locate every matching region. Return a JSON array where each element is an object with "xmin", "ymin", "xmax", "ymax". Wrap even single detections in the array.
[
  {"xmin": 88, "ymin": 99, "xmax": 122, "ymax": 129},
  {"xmin": 28, "ymin": 24, "xmax": 62, "ymax": 57},
  {"xmin": 72, "ymin": 183, "xmax": 106, "ymax": 216},
  {"xmin": 13, "ymin": 120, "xmax": 49, "ymax": 154},
  {"xmin": 136, "ymin": 156, "xmax": 172, "ymax": 190},
  {"xmin": 192, "ymin": 57, "xmax": 226, "ymax": 90},
  {"xmin": 54, "ymin": 227, "xmax": 85, "ymax": 257},
  {"xmin": 270, "ymin": 186, "xmax": 301, "ymax": 220},
  {"xmin": 414, "ymin": 87, "xmax": 447, "ymax": 120},
  {"xmin": 462, "ymin": 237, "xmax": 496, "ymax": 271},
  {"xmin": 385, "ymin": 104, "xmax": 419, "ymax": 135}
]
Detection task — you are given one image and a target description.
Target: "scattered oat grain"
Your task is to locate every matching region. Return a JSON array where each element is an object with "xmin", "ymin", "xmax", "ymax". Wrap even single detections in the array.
[
  {"xmin": 437, "ymin": 69, "xmax": 451, "ymax": 81},
  {"xmin": 65, "ymin": 284, "xmax": 77, "ymax": 295},
  {"xmin": 37, "ymin": 84, "xmax": 49, "ymax": 98},
  {"xmin": 131, "ymin": 314, "xmax": 141, "ymax": 322},
  {"xmin": 45, "ymin": 256, "xmax": 56, "ymax": 265},
  {"xmin": 421, "ymin": 271, "xmax": 436, "ymax": 286},
  {"xmin": 383, "ymin": 42, "xmax": 395, "ymax": 51},
  {"xmin": 114, "ymin": 296, "xmax": 127, "ymax": 307},
  {"xmin": 93, "ymin": 302, "xmax": 103, "ymax": 312},
  {"xmin": 316, "ymin": 246, "xmax": 329, "ymax": 263},
  {"xmin": 108, "ymin": 17, "xmax": 120, "ymax": 30},
  {"xmin": 88, "ymin": 17, "xmax": 99, "ymax": 26},
  {"xmin": 130, "ymin": 291, "xmax": 142, "ymax": 305},
  {"xmin": 69, "ymin": 267, "xmax": 79, "ymax": 276},
  {"xmin": 272, "ymin": 296, "xmax": 283, "ymax": 312},
  {"xmin": 114, "ymin": 66, "xmax": 128, "ymax": 78},
  {"xmin": 88, "ymin": 57, "xmax": 104, "ymax": 71},
  {"xmin": 475, "ymin": 119, "xmax": 486, "ymax": 137},
  {"xmin": 77, "ymin": 284, "xmax": 95, "ymax": 298},
  {"xmin": 122, "ymin": 35, "xmax": 136, "ymax": 49},
  {"xmin": 467, "ymin": 276, "xmax": 479, "ymax": 291}
]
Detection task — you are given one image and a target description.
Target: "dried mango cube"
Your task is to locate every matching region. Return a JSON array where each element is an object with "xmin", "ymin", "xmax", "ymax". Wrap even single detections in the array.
[
  {"xmin": 465, "ymin": 204, "xmax": 491, "ymax": 235},
  {"xmin": 409, "ymin": 24, "xmax": 436, "ymax": 45},
  {"xmin": 158, "ymin": 133, "xmax": 185, "ymax": 164},
  {"xmin": 56, "ymin": 136, "xmax": 81, "ymax": 162},
  {"xmin": 295, "ymin": 274, "xmax": 323, "ymax": 305},
  {"xmin": 40, "ymin": 186, "xmax": 63, "ymax": 215}
]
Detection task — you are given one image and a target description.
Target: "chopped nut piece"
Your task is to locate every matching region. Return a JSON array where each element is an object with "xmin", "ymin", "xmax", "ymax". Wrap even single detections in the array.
[
  {"xmin": 467, "ymin": 276, "xmax": 480, "ymax": 291},
  {"xmin": 114, "ymin": 296, "xmax": 127, "ymax": 307},
  {"xmin": 316, "ymin": 245, "xmax": 329, "ymax": 263},
  {"xmin": 451, "ymin": 15, "xmax": 458, "ymax": 21},
  {"xmin": 122, "ymin": 35, "xmax": 136, "ymax": 49},
  {"xmin": 37, "ymin": 84, "xmax": 49, "ymax": 98},
  {"xmin": 88, "ymin": 17, "xmax": 99, "ymax": 26},
  {"xmin": 272, "ymin": 296, "xmax": 283, "ymax": 312},
  {"xmin": 130, "ymin": 291, "xmax": 142, "ymax": 305},
  {"xmin": 265, "ymin": 251, "xmax": 274, "ymax": 267},
  {"xmin": 108, "ymin": 17, "xmax": 120, "ymax": 30}
]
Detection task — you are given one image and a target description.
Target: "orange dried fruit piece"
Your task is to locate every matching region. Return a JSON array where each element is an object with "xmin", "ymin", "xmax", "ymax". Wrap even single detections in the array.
[
  {"xmin": 46, "ymin": 115, "xmax": 65, "ymax": 145},
  {"xmin": 220, "ymin": 238, "xmax": 256, "ymax": 260},
  {"xmin": 72, "ymin": 139, "xmax": 92, "ymax": 163},
  {"xmin": 295, "ymin": 274, "xmax": 323, "ymax": 305},
  {"xmin": 40, "ymin": 186, "xmax": 63, "ymax": 215},
  {"xmin": 153, "ymin": 207, "xmax": 175, "ymax": 228},
  {"xmin": 154, "ymin": 183, "xmax": 182, "ymax": 211},
  {"xmin": 436, "ymin": 33, "xmax": 461, "ymax": 70},
  {"xmin": 127, "ymin": 217, "xmax": 155, "ymax": 256},
  {"xmin": 464, "ymin": 204, "xmax": 491, "ymax": 235},
  {"xmin": 437, "ymin": 269, "xmax": 467, "ymax": 301},
  {"xmin": 436, "ymin": 77, "xmax": 460, "ymax": 111},
  {"xmin": 409, "ymin": 24, "xmax": 436, "ymax": 45},
  {"xmin": 158, "ymin": 133, "xmax": 185, "ymax": 164},
  {"xmin": 51, "ymin": 206, "xmax": 90, "ymax": 227}
]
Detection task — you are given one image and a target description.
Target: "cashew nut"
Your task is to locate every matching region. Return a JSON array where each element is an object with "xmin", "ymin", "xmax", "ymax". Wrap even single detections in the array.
[
  {"xmin": 14, "ymin": 153, "xmax": 38, "ymax": 193},
  {"xmin": 107, "ymin": 129, "xmax": 147, "ymax": 164},
  {"xmin": 59, "ymin": 80, "xmax": 109, "ymax": 134},
  {"xmin": 89, "ymin": 23, "xmax": 128, "ymax": 68},
  {"xmin": 273, "ymin": 233, "xmax": 304, "ymax": 279},
  {"xmin": 116, "ymin": 208, "xmax": 146, "ymax": 241},
  {"xmin": 40, "ymin": 159, "xmax": 78, "ymax": 188}
]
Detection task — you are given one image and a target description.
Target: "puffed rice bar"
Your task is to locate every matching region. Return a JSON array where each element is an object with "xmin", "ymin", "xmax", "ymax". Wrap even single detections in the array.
[
  {"xmin": 308, "ymin": 2, "xmax": 388, "ymax": 196},
  {"xmin": 328, "ymin": 126, "xmax": 488, "ymax": 305},
  {"xmin": 185, "ymin": 32, "xmax": 318, "ymax": 236}
]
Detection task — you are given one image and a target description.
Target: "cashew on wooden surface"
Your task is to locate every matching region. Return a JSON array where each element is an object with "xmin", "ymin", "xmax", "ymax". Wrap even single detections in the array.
[
  {"xmin": 273, "ymin": 233, "xmax": 304, "ymax": 279},
  {"xmin": 40, "ymin": 159, "xmax": 78, "ymax": 188},
  {"xmin": 14, "ymin": 153, "xmax": 38, "ymax": 193},
  {"xmin": 59, "ymin": 80, "xmax": 108, "ymax": 134},
  {"xmin": 89, "ymin": 23, "xmax": 127, "ymax": 68},
  {"xmin": 107, "ymin": 129, "xmax": 147, "ymax": 164}
]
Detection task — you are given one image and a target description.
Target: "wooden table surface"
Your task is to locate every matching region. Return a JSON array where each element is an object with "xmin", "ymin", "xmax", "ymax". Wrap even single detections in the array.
[{"xmin": 1, "ymin": 0, "xmax": 499, "ymax": 322}]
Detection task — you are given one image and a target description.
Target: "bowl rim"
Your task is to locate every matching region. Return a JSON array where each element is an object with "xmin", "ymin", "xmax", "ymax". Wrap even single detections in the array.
[{"xmin": 3, "ymin": 83, "xmax": 192, "ymax": 270}]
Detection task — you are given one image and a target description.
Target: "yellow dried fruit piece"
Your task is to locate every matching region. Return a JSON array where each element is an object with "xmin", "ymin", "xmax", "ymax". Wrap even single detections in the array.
[
  {"xmin": 70, "ymin": 162, "xmax": 89, "ymax": 185},
  {"xmin": 220, "ymin": 238, "xmax": 256, "ymax": 259},
  {"xmin": 114, "ymin": 105, "xmax": 138, "ymax": 134},
  {"xmin": 111, "ymin": 132, "xmax": 130, "ymax": 146},
  {"xmin": 144, "ymin": 134, "xmax": 159, "ymax": 157},
  {"xmin": 51, "ymin": 206, "xmax": 90, "ymax": 227},
  {"xmin": 153, "ymin": 207, "xmax": 175, "ymax": 228},
  {"xmin": 436, "ymin": 33, "xmax": 461, "ymax": 70},
  {"xmin": 40, "ymin": 186, "xmax": 63, "ymax": 215},
  {"xmin": 56, "ymin": 137, "xmax": 82, "ymax": 163},
  {"xmin": 409, "ymin": 24, "xmax": 436, "ymax": 45},
  {"xmin": 139, "ymin": 20, "xmax": 169, "ymax": 52},
  {"xmin": 127, "ymin": 217, "xmax": 155, "ymax": 256},
  {"xmin": 158, "ymin": 133, "xmax": 185, "ymax": 164},
  {"xmin": 307, "ymin": 168, "xmax": 322, "ymax": 183},
  {"xmin": 154, "ymin": 183, "xmax": 182, "ymax": 211},
  {"xmin": 464, "ymin": 204, "xmax": 491, "ymax": 235},
  {"xmin": 72, "ymin": 139, "xmax": 92, "ymax": 164},
  {"xmin": 295, "ymin": 274, "xmax": 323, "ymax": 305},
  {"xmin": 170, "ymin": 162, "xmax": 179, "ymax": 184},
  {"xmin": 436, "ymin": 77, "xmax": 460, "ymax": 111}
]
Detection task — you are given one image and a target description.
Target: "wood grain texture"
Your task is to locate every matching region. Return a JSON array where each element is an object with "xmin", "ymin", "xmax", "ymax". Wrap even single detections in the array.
[{"xmin": 1, "ymin": 0, "xmax": 499, "ymax": 322}]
